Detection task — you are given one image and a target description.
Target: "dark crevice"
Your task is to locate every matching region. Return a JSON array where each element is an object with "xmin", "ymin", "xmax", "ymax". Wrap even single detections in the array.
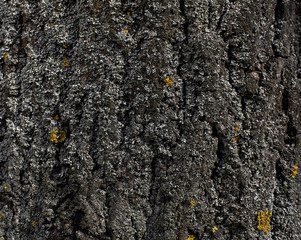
[
  {"xmin": 225, "ymin": 45, "xmax": 239, "ymax": 95},
  {"xmin": 178, "ymin": 0, "xmax": 189, "ymax": 109},
  {"xmin": 150, "ymin": 156, "xmax": 157, "ymax": 193},
  {"xmin": 216, "ymin": 7, "xmax": 227, "ymax": 31},
  {"xmin": 19, "ymin": 169, "xmax": 25, "ymax": 186},
  {"xmin": 275, "ymin": 0, "xmax": 285, "ymax": 20},
  {"xmin": 13, "ymin": 11, "xmax": 26, "ymax": 118},
  {"xmin": 104, "ymin": 189, "xmax": 113, "ymax": 239},
  {"xmin": 63, "ymin": 118, "xmax": 71, "ymax": 140},
  {"xmin": 208, "ymin": 3, "xmax": 214, "ymax": 29},
  {"xmin": 211, "ymin": 124, "xmax": 223, "ymax": 162},
  {"xmin": 72, "ymin": 210, "xmax": 86, "ymax": 238},
  {"xmin": 275, "ymin": 158, "xmax": 286, "ymax": 184},
  {"xmin": 179, "ymin": 0, "xmax": 189, "ymax": 43},
  {"xmin": 143, "ymin": 145, "xmax": 158, "ymax": 240},
  {"xmin": 272, "ymin": 157, "xmax": 285, "ymax": 237},
  {"xmin": 177, "ymin": 52, "xmax": 187, "ymax": 109},
  {"xmin": 210, "ymin": 123, "xmax": 224, "ymax": 180},
  {"xmin": 281, "ymin": 88, "xmax": 297, "ymax": 145},
  {"xmin": 284, "ymin": 117, "xmax": 297, "ymax": 145},
  {"xmin": 281, "ymin": 88, "xmax": 289, "ymax": 112},
  {"xmin": 88, "ymin": 113, "xmax": 98, "ymax": 170},
  {"xmin": 131, "ymin": 216, "xmax": 139, "ymax": 240},
  {"xmin": 237, "ymin": 143, "xmax": 244, "ymax": 161},
  {"xmin": 118, "ymin": 43, "xmax": 133, "ymax": 152},
  {"xmin": 272, "ymin": 0, "xmax": 288, "ymax": 57},
  {"xmin": 54, "ymin": 145, "xmax": 61, "ymax": 164},
  {"xmin": 211, "ymin": 140, "xmax": 223, "ymax": 180},
  {"xmin": 118, "ymin": 106, "xmax": 133, "ymax": 150},
  {"xmin": 0, "ymin": 117, "xmax": 6, "ymax": 142},
  {"xmin": 70, "ymin": 92, "xmax": 87, "ymax": 124}
]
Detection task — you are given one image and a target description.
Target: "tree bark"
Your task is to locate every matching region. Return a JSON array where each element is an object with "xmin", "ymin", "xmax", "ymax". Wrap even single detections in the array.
[{"xmin": 0, "ymin": 0, "xmax": 300, "ymax": 239}]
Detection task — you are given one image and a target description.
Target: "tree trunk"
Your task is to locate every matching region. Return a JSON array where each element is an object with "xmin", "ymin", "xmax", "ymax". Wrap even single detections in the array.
[{"xmin": 0, "ymin": 0, "xmax": 300, "ymax": 239}]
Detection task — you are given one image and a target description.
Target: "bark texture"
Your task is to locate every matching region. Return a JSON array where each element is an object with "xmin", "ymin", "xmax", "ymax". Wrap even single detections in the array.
[{"xmin": 0, "ymin": 0, "xmax": 300, "ymax": 239}]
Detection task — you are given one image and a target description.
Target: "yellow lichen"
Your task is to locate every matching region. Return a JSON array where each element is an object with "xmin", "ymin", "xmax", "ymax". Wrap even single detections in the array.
[
  {"xmin": 63, "ymin": 44, "xmax": 68, "ymax": 49},
  {"xmin": 32, "ymin": 221, "xmax": 36, "ymax": 227},
  {"xmin": 54, "ymin": 115, "xmax": 59, "ymax": 120},
  {"xmin": 234, "ymin": 125, "xmax": 239, "ymax": 132},
  {"xmin": 190, "ymin": 200, "xmax": 196, "ymax": 208},
  {"xmin": 3, "ymin": 54, "xmax": 8, "ymax": 61},
  {"xmin": 50, "ymin": 23, "xmax": 53, "ymax": 28},
  {"xmin": 127, "ymin": 8, "xmax": 133, "ymax": 15},
  {"xmin": 63, "ymin": 58, "xmax": 69, "ymax": 67},
  {"xmin": 212, "ymin": 226, "xmax": 218, "ymax": 232},
  {"xmin": 4, "ymin": 186, "xmax": 7, "ymax": 191},
  {"xmin": 232, "ymin": 137, "xmax": 238, "ymax": 143},
  {"xmin": 164, "ymin": 76, "xmax": 174, "ymax": 87},
  {"xmin": 123, "ymin": 29, "xmax": 129, "ymax": 33},
  {"xmin": 257, "ymin": 211, "xmax": 272, "ymax": 234},
  {"xmin": 187, "ymin": 235, "xmax": 196, "ymax": 240},
  {"xmin": 50, "ymin": 129, "xmax": 66, "ymax": 143},
  {"xmin": 290, "ymin": 166, "xmax": 298, "ymax": 178}
]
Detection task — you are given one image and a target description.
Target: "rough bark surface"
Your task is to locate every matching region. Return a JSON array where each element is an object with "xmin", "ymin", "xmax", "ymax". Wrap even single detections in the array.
[{"xmin": 0, "ymin": 0, "xmax": 300, "ymax": 239}]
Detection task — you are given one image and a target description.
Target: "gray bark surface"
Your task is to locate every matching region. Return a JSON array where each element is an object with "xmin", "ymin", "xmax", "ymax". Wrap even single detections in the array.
[{"xmin": 0, "ymin": 0, "xmax": 300, "ymax": 239}]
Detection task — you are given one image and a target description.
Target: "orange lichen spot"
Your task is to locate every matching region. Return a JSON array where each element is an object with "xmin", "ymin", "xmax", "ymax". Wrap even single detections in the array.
[
  {"xmin": 290, "ymin": 166, "xmax": 298, "ymax": 178},
  {"xmin": 50, "ymin": 129, "xmax": 66, "ymax": 143},
  {"xmin": 63, "ymin": 44, "xmax": 68, "ymax": 49},
  {"xmin": 50, "ymin": 23, "xmax": 53, "ymax": 28},
  {"xmin": 257, "ymin": 211, "xmax": 272, "ymax": 234},
  {"xmin": 187, "ymin": 235, "xmax": 196, "ymax": 240},
  {"xmin": 54, "ymin": 115, "xmax": 59, "ymax": 120},
  {"xmin": 63, "ymin": 58, "xmax": 69, "ymax": 67},
  {"xmin": 127, "ymin": 8, "xmax": 133, "ymax": 15},
  {"xmin": 232, "ymin": 137, "xmax": 238, "ymax": 143},
  {"xmin": 212, "ymin": 226, "xmax": 218, "ymax": 232},
  {"xmin": 4, "ymin": 186, "xmax": 7, "ymax": 191},
  {"xmin": 234, "ymin": 125, "xmax": 239, "ymax": 132},
  {"xmin": 3, "ymin": 54, "xmax": 8, "ymax": 61},
  {"xmin": 190, "ymin": 200, "xmax": 196, "ymax": 208},
  {"xmin": 164, "ymin": 76, "xmax": 174, "ymax": 87},
  {"xmin": 197, "ymin": 25, "xmax": 203, "ymax": 31},
  {"xmin": 32, "ymin": 221, "xmax": 36, "ymax": 227},
  {"xmin": 123, "ymin": 29, "xmax": 129, "ymax": 33}
]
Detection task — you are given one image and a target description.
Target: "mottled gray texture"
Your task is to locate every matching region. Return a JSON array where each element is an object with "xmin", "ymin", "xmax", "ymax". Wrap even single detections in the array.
[{"xmin": 0, "ymin": 0, "xmax": 300, "ymax": 239}]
